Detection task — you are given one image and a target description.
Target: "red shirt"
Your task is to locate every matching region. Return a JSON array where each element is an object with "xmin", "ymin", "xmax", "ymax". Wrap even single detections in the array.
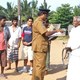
[
  {"xmin": 21, "ymin": 33, "xmax": 25, "ymax": 38},
  {"xmin": 0, "ymin": 31, "xmax": 6, "ymax": 50}
]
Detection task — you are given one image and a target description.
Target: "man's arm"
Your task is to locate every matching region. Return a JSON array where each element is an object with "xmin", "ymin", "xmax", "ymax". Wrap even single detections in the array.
[
  {"xmin": 45, "ymin": 29, "xmax": 63, "ymax": 36},
  {"xmin": 37, "ymin": 21, "xmax": 63, "ymax": 37},
  {"xmin": 18, "ymin": 38, "xmax": 21, "ymax": 48}
]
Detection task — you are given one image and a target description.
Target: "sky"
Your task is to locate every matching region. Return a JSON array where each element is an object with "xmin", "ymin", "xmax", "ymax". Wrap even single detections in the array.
[{"xmin": 0, "ymin": 0, "xmax": 80, "ymax": 11}]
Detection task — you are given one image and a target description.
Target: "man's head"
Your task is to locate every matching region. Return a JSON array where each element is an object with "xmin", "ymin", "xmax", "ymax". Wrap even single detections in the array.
[
  {"xmin": 73, "ymin": 16, "xmax": 80, "ymax": 27},
  {"xmin": 38, "ymin": 9, "xmax": 50, "ymax": 20},
  {"xmin": 26, "ymin": 16, "xmax": 33, "ymax": 27},
  {"xmin": 12, "ymin": 17, "xmax": 18, "ymax": 26},
  {"xmin": 0, "ymin": 15, "xmax": 6, "ymax": 27}
]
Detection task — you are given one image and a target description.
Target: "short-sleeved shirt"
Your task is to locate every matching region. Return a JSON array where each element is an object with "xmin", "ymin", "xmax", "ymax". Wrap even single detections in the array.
[
  {"xmin": 0, "ymin": 26, "xmax": 10, "ymax": 51},
  {"xmin": 22, "ymin": 26, "xmax": 32, "ymax": 42},
  {"xmin": 0, "ymin": 31, "xmax": 6, "ymax": 50},
  {"xmin": 8, "ymin": 26, "xmax": 21, "ymax": 48},
  {"xmin": 32, "ymin": 17, "xmax": 48, "ymax": 52}
]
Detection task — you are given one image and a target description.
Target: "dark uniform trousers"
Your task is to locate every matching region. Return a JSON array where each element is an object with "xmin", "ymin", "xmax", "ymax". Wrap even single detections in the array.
[{"xmin": 32, "ymin": 52, "xmax": 47, "ymax": 80}]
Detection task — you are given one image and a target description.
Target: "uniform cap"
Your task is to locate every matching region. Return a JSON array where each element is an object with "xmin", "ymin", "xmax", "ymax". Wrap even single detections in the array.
[{"xmin": 39, "ymin": 8, "xmax": 50, "ymax": 13}]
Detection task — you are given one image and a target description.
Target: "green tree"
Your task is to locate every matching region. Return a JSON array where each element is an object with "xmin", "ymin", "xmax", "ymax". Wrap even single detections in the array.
[
  {"xmin": 49, "ymin": 4, "xmax": 73, "ymax": 28},
  {"xmin": 73, "ymin": 6, "xmax": 80, "ymax": 16},
  {"xmin": 48, "ymin": 11, "xmax": 55, "ymax": 23},
  {"xmin": 39, "ymin": 0, "xmax": 50, "ymax": 9},
  {"xmin": 21, "ymin": 0, "xmax": 32, "ymax": 21},
  {"xmin": 30, "ymin": 0, "xmax": 38, "ymax": 18},
  {"xmin": 21, "ymin": 0, "xmax": 38, "ymax": 21},
  {"xmin": 0, "ymin": 6, "xmax": 6, "ymax": 16},
  {"xmin": 5, "ymin": 2, "xmax": 17, "ymax": 20},
  {"xmin": 0, "ymin": 2, "xmax": 17, "ymax": 20}
]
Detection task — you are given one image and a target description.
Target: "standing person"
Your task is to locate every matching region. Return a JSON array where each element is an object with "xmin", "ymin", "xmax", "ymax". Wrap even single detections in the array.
[
  {"xmin": 66, "ymin": 16, "xmax": 80, "ymax": 80},
  {"xmin": 19, "ymin": 16, "xmax": 33, "ymax": 75},
  {"xmin": 32, "ymin": 9, "xmax": 63, "ymax": 80},
  {"xmin": 43, "ymin": 19, "xmax": 54, "ymax": 74},
  {"xmin": 0, "ymin": 15, "xmax": 10, "ymax": 78},
  {"xmin": 6, "ymin": 17, "xmax": 21, "ymax": 72}
]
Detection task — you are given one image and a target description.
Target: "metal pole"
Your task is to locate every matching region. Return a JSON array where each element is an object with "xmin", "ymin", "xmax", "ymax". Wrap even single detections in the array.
[{"xmin": 18, "ymin": 0, "xmax": 21, "ymax": 27}]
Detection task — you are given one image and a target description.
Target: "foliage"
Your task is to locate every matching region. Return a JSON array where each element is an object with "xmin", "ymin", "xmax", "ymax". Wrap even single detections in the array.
[
  {"xmin": 30, "ymin": 0, "xmax": 38, "ymax": 18},
  {"xmin": 0, "ymin": 0, "xmax": 80, "ymax": 26},
  {"xmin": 49, "ymin": 4, "xmax": 73, "ymax": 28},
  {"xmin": 6, "ymin": 2, "xmax": 17, "ymax": 20},
  {"xmin": 73, "ymin": 5, "xmax": 80, "ymax": 16},
  {"xmin": 0, "ymin": 6, "xmax": 6, "ymax": 16},
  {"xmin": 21, "ymin": 0, "xmax": 38, "ymax": 21},
  {"xmin": 21, "ymin": 0, "xmax": 31, "ymax": 21},
  {"xmin": 39, "ymin": 0, "xmax": 51, "ymax": 9},
  {"xmin": 0, "ymin": 2, "xmax": 17, "ymax": 20}
]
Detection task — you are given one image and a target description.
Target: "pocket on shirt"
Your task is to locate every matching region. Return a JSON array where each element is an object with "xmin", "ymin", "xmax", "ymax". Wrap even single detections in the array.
[{"xmin": 41, "ymin": 42, "xmax": 48, "ymax": 52}]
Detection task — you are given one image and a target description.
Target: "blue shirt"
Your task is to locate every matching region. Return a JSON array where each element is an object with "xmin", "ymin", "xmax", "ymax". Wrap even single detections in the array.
[{"xmin": 23, "ymin": 26, "xmax": 32, "ymax": 42}]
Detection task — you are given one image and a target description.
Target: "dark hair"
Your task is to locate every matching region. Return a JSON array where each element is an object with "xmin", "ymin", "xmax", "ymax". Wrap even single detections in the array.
[
  {"xmin": 38, "ymin": 11, "xmax": 48, "ymax": 16},
  {"xmin": 12, "ymin": 17, "xmax": 18, "ymax": 22},
  {"xmin": 0, "ymin": 15, "xmax": 6, "ymax": 21},
  {"xmin": 26, "ymin": 16, "xmax": 33, "ymax": 22}
]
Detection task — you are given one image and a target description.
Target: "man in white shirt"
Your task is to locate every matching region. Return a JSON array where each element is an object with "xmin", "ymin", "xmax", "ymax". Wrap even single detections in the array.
[
  {"xmin": 6, "ymin": 17, "xmax": 21, "ymax": 72},
  {"xmin": 66, "ymin": 16, "xmax": 80, "ymax": 80}
]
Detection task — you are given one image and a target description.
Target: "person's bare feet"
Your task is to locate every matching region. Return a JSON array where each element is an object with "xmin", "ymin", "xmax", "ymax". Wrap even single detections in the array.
[
  {"xmin": 5, "ymin": 67, "xmax": 11, "ymax": 70},
  {"xmin": 0, "ymin": 74, "xmax": 7, "ymax": 79}
]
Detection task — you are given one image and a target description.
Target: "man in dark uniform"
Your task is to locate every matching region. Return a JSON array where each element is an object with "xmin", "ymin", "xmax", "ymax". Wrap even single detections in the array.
[{"xmin": 32, "ymin": 9, "xmax": 62, "ymax": 80}]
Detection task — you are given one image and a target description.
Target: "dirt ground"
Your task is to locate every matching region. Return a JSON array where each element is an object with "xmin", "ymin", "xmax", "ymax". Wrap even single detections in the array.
[{"xmin": 0, "ymin": 39, "xmax": 68, "ymax": 80}]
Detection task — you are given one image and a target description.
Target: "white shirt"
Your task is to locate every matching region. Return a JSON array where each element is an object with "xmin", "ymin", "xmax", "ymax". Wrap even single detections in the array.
[
  {"xmin": 8, "ymin": 26, "xmax": 21, "ymax": 48},
  {"xmin": 21, "ymin": 24, "xmax": 28, "ymax": 29},
  {"xmin": 67, "ymin": 26, "xmax": 80, "ymax": 50}
]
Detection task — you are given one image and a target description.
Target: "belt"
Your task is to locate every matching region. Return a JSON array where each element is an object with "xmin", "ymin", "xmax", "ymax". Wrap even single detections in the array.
[
  {"xmin": 23, "ymin": 44, "xmax": 32, "ymax": 46},
  {"xmin": 27, "ymin": 44, "xmax": 32, "ymax": 46}
]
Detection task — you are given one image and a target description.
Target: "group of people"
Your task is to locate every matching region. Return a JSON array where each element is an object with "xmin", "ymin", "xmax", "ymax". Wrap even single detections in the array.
[
  {"xmin": 0, "ymin": 8, "xmax": 62, "ymax": 80},
  {"xmin": 0, "ymin": 15, "xmax": 34, "ymax": 78},
  {"xmin": 0, "ymin": 8, "xmax": 80, "ymax": 80},
  {"xmin": 0, "ymin": 16, "xmax": 22, "ymax": 78}
]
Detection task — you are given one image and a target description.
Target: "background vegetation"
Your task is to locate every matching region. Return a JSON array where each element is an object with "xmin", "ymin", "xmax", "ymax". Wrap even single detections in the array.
[{"xmin": 0, "ymin": 0, "xmax": 80, "ymax": 28}]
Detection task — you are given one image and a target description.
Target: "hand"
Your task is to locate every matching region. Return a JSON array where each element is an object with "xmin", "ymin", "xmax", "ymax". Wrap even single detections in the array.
[
  {"xmin": 56, "ymin": 29, "xmax": 64, "ymax": 33},
  {"xmin": 17, "ymin": 45, "xmax": 20, "ymax": 49},
  {"xmin": 65, "ymin": 47, "xmax": 72, "ymax": 52},
  {"xmin": 23, "ymin": 42, "xmax": 29, "ymax": 46},
  {"xmin": 7, "ymin": 44, "xmax": 10, "ymax": 48},
  {"xmin": 60, "ymin": 29, "xmax": 64, "ymax": 33},
  {"xmin": 28, "ymin": 42, "xmax": 32, "ymax": 45}
]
